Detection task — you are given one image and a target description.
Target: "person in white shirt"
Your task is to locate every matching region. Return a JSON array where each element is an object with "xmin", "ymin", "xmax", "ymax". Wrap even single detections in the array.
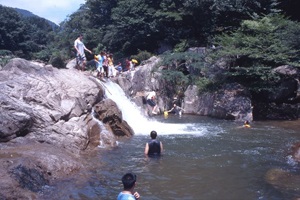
[
  {"xmin": 145, "ymin": 91, "xmax": 158, "ymax": 114},
  {"xmin": 74, "ymin": 34, "xmax": 92, "ymax": 71}
]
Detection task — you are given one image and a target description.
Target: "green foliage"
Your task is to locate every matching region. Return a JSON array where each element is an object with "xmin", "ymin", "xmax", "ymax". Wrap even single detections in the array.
[
  {"xmin": 0, "ymin": 50, "xmax": 13, "ymax": 56},
  {"xmin": 59, "ymin": 0, "xmax": 281, "ymax": 59},
  {"xmin": 194, "ymin": 76, "xmax": 224, "ymax": 93},
  {"xmin": 133, "ymin": 50, "xmax": 152, "ymax": 64},
  {"xmin": 50, "ymin": 55, "xmax": 65, "ymax": 69},
  {"xmin": 0, "ymin": 5, "xmax": 58, "ymax": 61},
  {"xmin": 215, "ymin": 14, "xmax": 300, "ymax": 67},
  {"xmin": 212, "ymin": 14, "xmax": 300, "ymax": 94},
  {"xmin": 161, "ymin": 51, "xmax": 206, "ymax": 73},
  {"xmin": 160, "ymin": 69, "xmax": 189, "ymax": 99},
  {"xmin": 158, "ymin": 51, "xmax": 207, "ymax": 97},
  {"xmin": 0, "ymin": 50, "xmax": 14, "ymax": 67},
  {"xmin": 0, "ymin": 5, "xmax": 26, "ymax": 51},
  {"xmin": 33, "ymin": 49, "xmax": 52, "ymax": 62},
  {"xmin": 2, "ymin": 0, "xmax": 300, "ymax": 76},
  {"xmin": 173, "ymin": 40, "xmax": 188, "ymax": 53}
]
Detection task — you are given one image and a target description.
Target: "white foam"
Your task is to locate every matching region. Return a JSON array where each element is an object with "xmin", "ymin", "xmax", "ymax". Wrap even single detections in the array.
[{"xmin": 101, "ymin": 79, "xmax": 208, "ymax": 136}]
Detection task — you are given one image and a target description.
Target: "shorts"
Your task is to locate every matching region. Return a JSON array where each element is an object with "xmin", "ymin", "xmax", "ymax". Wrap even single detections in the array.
[
  {"xmin": 146, "ymin": 99, "xmax": 156, "ymax": 107},
  {"xmin": 97, "ymin": 65, "xmax": 104, "ymax": 73},
  {"xmin": 117, "ymin": 66, "xmax": 122, "ymax": 72},
  {"xmin": 142, "ymin": 96, "xmax": 147, "ymax": 104},
  {"xmin": 76, "ymin": 54, "xmax": 86, "ymax": 64}
]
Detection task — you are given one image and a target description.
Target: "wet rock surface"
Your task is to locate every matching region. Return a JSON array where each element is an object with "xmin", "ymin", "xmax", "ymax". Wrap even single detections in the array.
[
  {"xmin": 0, "ymin": 138, "xmax": 84, "ymax": 199},
  {"xmin": 94, "ymin": 99, "xmax": 134, "ymax": 137}
]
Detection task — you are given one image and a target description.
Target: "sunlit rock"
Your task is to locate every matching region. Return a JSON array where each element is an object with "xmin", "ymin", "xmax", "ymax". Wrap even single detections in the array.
[{"xmin": 94, "ymin": 99, "xmax": 134, "ymax": 137}]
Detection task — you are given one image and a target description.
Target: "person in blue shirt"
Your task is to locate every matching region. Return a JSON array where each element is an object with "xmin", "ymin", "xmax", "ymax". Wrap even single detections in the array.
[
  {"xmin": 94, "ymin": 51, "xmax": 105, "ymax": 78},
  {"xmin": 115, "ymin": 62, "xmax": 123, "ymax": 74},
  {"xmin": 117, "ymin": 173, "xmax": 140, "ymax": 200}
]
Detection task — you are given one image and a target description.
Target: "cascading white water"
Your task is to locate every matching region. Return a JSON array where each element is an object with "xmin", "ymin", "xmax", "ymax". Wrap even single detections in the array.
[
  {"xmin": 100, "ymin": 79, "xmax": 208, "ymax": 136},
  {"xmin": 90, "ymin": 108, "xmax": 117, "ymax": 148}
]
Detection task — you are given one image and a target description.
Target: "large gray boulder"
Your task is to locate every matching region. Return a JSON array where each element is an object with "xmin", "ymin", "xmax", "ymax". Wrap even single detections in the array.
[
  {"xmin": 184, "ymin": 83, "xmax": 252, "ymax": 121},
  {"xmin": 0, "ymin": 58, "xmax": 135, "ymax": 199},
  {"xmin": 184, "ymin": 85, "xmax": 214, "ymax": 116},
  {"xmin": 0, "ymin": 58, "xmax": 104, "ymax": 150}
]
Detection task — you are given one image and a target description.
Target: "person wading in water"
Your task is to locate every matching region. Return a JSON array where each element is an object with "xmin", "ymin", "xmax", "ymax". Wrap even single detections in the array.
[{"xmin": 144, "ymin": 130, "xmax": 163, "ymax": 156}]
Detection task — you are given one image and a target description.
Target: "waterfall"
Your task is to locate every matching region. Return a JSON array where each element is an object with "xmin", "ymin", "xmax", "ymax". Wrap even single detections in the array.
[
  {"xmin": 90, "ymin": 108, "xmax": 117, "ymax": 148},
  {"xmin": 99, "ymin": 79, "xmax": 207, "ymax": 136}
]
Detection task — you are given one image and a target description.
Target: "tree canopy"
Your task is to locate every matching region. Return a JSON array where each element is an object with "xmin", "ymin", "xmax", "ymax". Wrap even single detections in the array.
[
  {"xmin": 56, "ymin": 0, "xmax": 294, "ymax": 59},
  {"xmin": 215, "ymin": 14, "xmax": 300, "ymax": 67},
  {"xmin": 0, "ymin": 5, "xmax": 57, "ymax": 60},
  {"xmin": 1, "ymin": 0, "xmax": 300, "ymax": 66}
]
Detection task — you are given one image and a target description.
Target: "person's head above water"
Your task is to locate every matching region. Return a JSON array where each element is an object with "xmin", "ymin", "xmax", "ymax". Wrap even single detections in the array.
[
  {"xmin": 121, "ymin": 173, "xmax": 137, "ymax": 190},
  {"xmin": 150, "ymin": 130, "xmax": 157, "ymax": 139}
]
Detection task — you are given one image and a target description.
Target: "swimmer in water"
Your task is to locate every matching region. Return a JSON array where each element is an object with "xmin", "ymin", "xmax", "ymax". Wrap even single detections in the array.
[{"xmin": 243, "ymin": 120, "xmax": 251, "ymax": 128}]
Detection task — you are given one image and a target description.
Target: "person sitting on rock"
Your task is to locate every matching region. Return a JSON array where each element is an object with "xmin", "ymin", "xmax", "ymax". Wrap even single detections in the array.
[
  {"xmin": 167, "ymin": 103, "xmax": 185, "ymax": 116},
  {"xmin": 145, "ymin": 91, "xmax": 158, "ymax": 115}
]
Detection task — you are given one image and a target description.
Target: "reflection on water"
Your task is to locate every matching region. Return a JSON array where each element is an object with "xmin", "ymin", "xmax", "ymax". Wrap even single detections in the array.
[{"xmin": 41, "ymin": 116, "xmax": 300, "ymax": 200}]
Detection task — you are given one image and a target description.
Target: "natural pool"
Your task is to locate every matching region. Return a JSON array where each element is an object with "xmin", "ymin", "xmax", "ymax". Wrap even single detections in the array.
[{"xmin": 40, "ymin": 81, "xmax": 300, "ymax": 200}]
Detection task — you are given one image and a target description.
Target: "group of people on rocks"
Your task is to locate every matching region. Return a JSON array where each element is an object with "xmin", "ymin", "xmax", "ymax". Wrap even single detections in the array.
[
  {"xmin": 94, "ymin": 51, "xmax": 117, "ymax": 78},
  {"xmin": 74, "ymin": 34, "xmax": 137, "ymax": 78}
]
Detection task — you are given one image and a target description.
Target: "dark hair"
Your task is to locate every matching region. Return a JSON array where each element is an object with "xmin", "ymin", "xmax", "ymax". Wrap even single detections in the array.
[
  {"xmin": 150, "ymin": 130, "xmax": 157, "ymax": 139},
  {"xmin": 121, "ymin": 173, "xmax": 137, "ymax": 190}
]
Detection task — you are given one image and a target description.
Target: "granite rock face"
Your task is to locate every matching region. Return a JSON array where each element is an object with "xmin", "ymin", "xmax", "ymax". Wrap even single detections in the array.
[
  {"xmin": 0, "ymin": 58, "xmax": 134, "ymax": 199},
  {"xmin": 184, "ymin": 83, "xmax": 253, "ymax": 121},
  {"xmin": 0, "ymin": 58, "xmax": 105, "ymax": 149}
]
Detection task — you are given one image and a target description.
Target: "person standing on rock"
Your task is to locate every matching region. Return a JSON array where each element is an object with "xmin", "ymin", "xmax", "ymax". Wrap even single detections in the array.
[
  {"xmin": 94, "ymin": 51, "xmax": 105, "ymax": 78},
  {"xmin": 103, "ymin": 52, "xmax": 109, "ymax": 78},
  {"xmin": 74, "ymin": 34, "xmax": 92, "ymax": 71},
  {"xmin": 117, "ymin": 172, "xmax": 140, "ymax": 200},
  {"xmin": 144, "ymin": 130, "xmax": 163, "ymax": 156},
  {"xmin": 107, "ymin": 53, "xmax": 115, "ymax": 77},
  {"xmin": 123, "ymin": 58, "xmax": 130, "ymax": 72}
]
